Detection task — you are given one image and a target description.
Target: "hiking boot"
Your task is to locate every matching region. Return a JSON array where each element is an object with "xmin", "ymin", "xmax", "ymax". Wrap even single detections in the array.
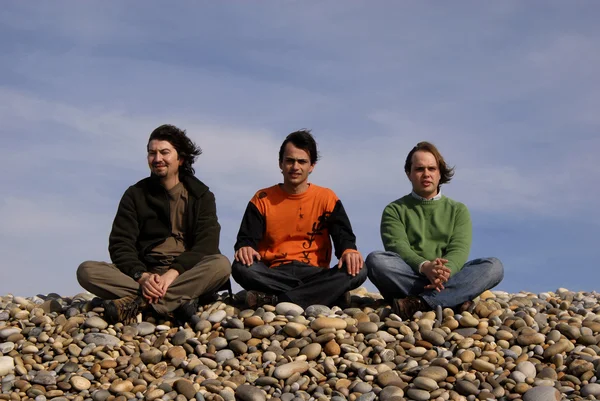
[
  {"xmin": 172, "ymin": 298, "xmax": 200, "ymax": 326},
  {"xmin": 103, "ymin": 295, "xmax": 147, "ymax": 325},
  {"xmin": 392, "ymin": 296, "xmax": 430, "ymax": 321},
  {"xmin": 246, "ymin": 291, "xmax": 278, "ymax": 309},
  {"xmin": 458, "ymin": 300, "xmax": 475, "ymax": 313}
]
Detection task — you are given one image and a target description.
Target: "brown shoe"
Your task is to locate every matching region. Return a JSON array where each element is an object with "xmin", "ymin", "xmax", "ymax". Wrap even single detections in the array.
[
  {"xmin": 392, "ymin": 296, "xmax": 430, "ymax": 320},
  {"xmin": 459, "ymin": 300, "xmax": 474, "ymax": 313},
  {"xmin": 103, "ymin": 295, "xmax": 147, "ymax": 325},
  {"xmin": 246, "ymin": 291, "xmax": 278, "ymax": 309}
]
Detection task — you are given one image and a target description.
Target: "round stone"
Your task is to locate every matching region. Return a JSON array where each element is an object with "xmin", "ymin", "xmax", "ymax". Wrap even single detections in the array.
[
  {"xmin": 274, "ymin": 361, "xmax": 309, "ymax": 379},
  {"xmin": 208, "ymin": 310, "xmax": 226, "ymax": 323},
  {"xmin": 300, "ymin": 343, "xmax": 321, "ymax": 360},
  {"xmin": 310, "ymin": 317, "xmax": 347, "ymax": 330},
  {"xmin": 83, "ymin": 333, "xmax": 120, "ymax": 347},
  {"xmin": 406, "ymin": 388, "xmax": 430, "ymax": 401},
  {"xmin": 275, "ymin": 302, "xmax": 304, "ymax": 316},
  {"xmin": 235, "ymin": 384, "xmax": 266, "ymax": 401},
  {"xmin": 581, "ymin": 383, "xmax": 600, "ymax": 397},
  {"xmin": 418, "ymin": 366, "xmax": 447, "ymax": 382},
  {"xmin": 413, "ymin": 376, "xmax": 438, "ymax": 391},
  {"xmin": 0, "ymin": 342, "xmax": 15, "ymax": 354},
  {"xmin": 141, "ymin": 348, "xmax": 163, "ymax": 365},
  {"xmin": 283, "ymin": 322, "xmax": 306, "ymax": 337},
  {"xmin": 70, "ymin": 376, "xmax": 91, "ymax": 391},
  {"xmin": 516, "ymin": 361, "xmax": 537, "ymax": 379},
  {"xmin": 0, "ymin": 356, "xmax": 15, "ymax": 376},
  {"xmin": 250, "ymin": 325, "xmax": 275, "ymax": 338},
  {"xmin": 216, "ymin": 349, "xmax": 235, "ymax": 362},
  {"xmin": 136, "ymin": 322, "xmax": 156, "ymax": 336},
  {"xmin": 84, "ymin": 316, "xmax": 108, "ymax": 329},
  {"xmin": 378, "ymin": 386, "xmax": 404, "ymax": 401},
  {"xmin": 174, "ymin": 379, "xmax": 196, "ymax": 399},
  {"xmin": 224, "ymin": 328, "xmax": 252, "ymax": 342},
  {"xmin": 522, "ymin": 386, "xmax": 561, "ymax": 401},
  {"xmin": 304, "ymin": 305, "xmax": 331, "ymax": 317},
  {"xmin": 357, "ymin": 322, "xmax": 378, "ymax": 334}
]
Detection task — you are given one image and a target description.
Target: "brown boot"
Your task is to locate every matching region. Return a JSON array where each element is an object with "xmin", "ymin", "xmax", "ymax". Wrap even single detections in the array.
[
  {"xmin": 246, "ymin": 291, "xmax": 278, "ymax": 309},
  {"xmin": 392, "ymin": 296, "xmax": 430, "ymax": 321},
  {"xmin": 459, "ymin": 300, "xmax": 474, "ymax": 313},
  {"xmin": 103, "ymin": 295, "xmax": 147, "ymax": 325}
]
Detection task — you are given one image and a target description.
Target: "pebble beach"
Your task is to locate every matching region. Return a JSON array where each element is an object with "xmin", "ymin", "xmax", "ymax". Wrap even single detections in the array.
[{"xmin": 1, "ymin": 288, "xmax": 599, "ymax": 401}]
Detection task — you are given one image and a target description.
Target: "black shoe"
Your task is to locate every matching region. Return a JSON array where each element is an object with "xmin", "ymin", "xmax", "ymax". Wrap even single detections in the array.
[
  {"xmin": 103, "ymin": 295, "xmax": 147, "ymax": 325},
  {"xmin": 246, "ymin": 291, "xmax": 278, "ymax": 309},
  {"xmin": 336, "ymin": 291, "xmax": 352, "ymax": 309},
  {"xmin": 392, "ymin": 296, "xmax": 430, "ymax": 321},
  {"xmin": 172, "ymin": 298, "xmax": 200, "ymax": 326}
]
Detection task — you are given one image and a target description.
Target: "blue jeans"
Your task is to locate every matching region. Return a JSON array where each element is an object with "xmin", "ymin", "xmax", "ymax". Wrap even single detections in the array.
[{"xmin": 366, "ymin": 251, "xmax": 504, "ymax": 309}]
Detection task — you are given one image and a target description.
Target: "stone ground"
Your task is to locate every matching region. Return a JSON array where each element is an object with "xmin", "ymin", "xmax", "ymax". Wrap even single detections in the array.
[{"xmin": 1, "ymin": 287, "xmax": 600, "ymax": 401}]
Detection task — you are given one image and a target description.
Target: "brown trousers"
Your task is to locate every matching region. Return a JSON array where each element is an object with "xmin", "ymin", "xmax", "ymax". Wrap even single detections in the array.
[{"xmin": 77, "ymin": 254, "xmax": 231, "ymax": 315}]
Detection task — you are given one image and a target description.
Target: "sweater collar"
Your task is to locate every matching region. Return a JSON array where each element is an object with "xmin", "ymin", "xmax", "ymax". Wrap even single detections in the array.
[{"xmin": 411, "ymin": 190, "xmax": 442, "ymax": 201}]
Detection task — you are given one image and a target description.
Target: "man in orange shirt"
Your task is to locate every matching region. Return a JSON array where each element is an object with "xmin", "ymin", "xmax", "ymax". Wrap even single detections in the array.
[{"xmin": 233, "ymin": 130, "xmax": 367, "ymax": 309}]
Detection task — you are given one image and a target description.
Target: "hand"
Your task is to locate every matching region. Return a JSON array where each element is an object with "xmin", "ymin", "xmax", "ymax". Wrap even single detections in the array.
[
  {"xmin": 234, "ymin": 246, "xmax": 261, "ymax": 266},
  {"xmin": 338, "ymin": 251, "xmax": 364, "ymax": 277},
  {"xmin": 138, "ymin": 273, "xmax": 163, "ymax": 303},
  {"xmin": 154, "ymin": 269, "xmax": 180, "ymax": 296},
  {"xmin": 421, "ymin": 259, "xmax": 451, "ymax": 292}
]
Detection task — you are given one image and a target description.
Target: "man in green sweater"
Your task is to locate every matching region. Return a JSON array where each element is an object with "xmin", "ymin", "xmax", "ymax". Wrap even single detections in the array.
[{"xmin": 366, "ymin": 141, "xmax": 503, "ymax": 320}]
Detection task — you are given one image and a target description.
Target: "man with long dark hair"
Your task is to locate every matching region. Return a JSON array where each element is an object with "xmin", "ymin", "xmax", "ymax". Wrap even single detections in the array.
[
  {"xmin": 232, "ymin": 130, "xmax": 367, "ymax": 309},
  {"xmin": 77, "ymin": 124, "xmax": 231, "ymax": 325},
  {"xmin": 366, "ymin": 141, "xmax": 504, "ymax": 320}
]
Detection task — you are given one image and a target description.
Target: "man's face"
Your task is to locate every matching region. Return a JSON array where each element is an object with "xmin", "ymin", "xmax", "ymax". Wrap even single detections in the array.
[
  {"xmin": 407, "ymin": 150, "xmax": 441, "ymax": 199},
  {"xmin": 147, "ymin": 139, "xmax": 182, "ymax": 179},
  {"xmin": 279, "ymin": 142, "xmax": 314, "ymax": 188}
]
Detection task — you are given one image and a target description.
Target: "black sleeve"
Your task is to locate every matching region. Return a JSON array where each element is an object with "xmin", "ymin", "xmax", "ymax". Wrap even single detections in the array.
[
  {"xmin": 108, "ymin": 188, "xmax": 147, "ymax": 278},
  {"xmin": 328, "ymin": 200, "xmax": 358, "ymax": 259},
  {"xmin": 171, "ymin": 190, "xmax": 221, "ymax": 274},
  {"xmin": 234, "ymin": 202, "xmax": 265, "ymax": 251}
]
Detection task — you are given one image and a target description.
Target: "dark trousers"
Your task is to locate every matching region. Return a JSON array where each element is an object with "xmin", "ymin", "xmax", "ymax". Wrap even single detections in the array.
[{"xmin": 232, "ymin": 260, "xmax": 368, "ymax": 309}]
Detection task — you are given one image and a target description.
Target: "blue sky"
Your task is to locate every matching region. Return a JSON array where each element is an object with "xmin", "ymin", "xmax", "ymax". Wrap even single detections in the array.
[{"xmin": 1, "ymin": 2, "xmax": 599, "ymax": 297}]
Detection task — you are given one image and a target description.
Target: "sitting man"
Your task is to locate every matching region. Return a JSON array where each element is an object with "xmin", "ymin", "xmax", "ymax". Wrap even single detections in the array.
[
  {"xmin": 77, "ymin": 124, "xmax": 231, "ymax": 325},
  {"xmin": 232, "ymin": 129, "xmax": 367, "ymax": 309},
  {"xmin": 366, "ymin": 141, "xmax": 503, "ymax": 320}
]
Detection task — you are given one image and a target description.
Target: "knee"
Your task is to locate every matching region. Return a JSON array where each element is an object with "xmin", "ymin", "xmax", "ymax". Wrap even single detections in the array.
[
  {"xmin": 356, "ymin": 265, "xmax": 369, "ymax": 282},
  {"xmin": 486, "ymin": 257, "xmax": 504, "ymax": 284},
  {"xmin": 76, "ymin": 261, "xmax": 95, "ymax": 286},
  {"xmin": 365, "ymin": 251, "xmax": 398, "ymax": 278},
  {"xmin": 213, "ymin": 255, "xmax": 232, "ymax": 279}
]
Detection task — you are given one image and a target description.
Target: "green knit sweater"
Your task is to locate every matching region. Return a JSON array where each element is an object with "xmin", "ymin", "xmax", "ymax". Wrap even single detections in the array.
[{"xmin": 380, "ymin": 194, "xmax": 472, "ymax": 277}]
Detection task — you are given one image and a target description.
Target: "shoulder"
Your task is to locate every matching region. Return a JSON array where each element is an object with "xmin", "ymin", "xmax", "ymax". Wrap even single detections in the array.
[
  {"xmin": 181, "ymin": 175, "xmax": 210, "ymax": 198},
  {"xmin": 441, "ymin": 196, "xmax": 469, "ymax": 212},
  {"xmin": 384, "ymin": 194, "xmax": 413, "ymax": 211},
  {"xmin": 252, "ymin": 184, "xmax": 280, "ymax": 201},
  {"xmin": 310, "ymin": 184, "xmax": 339, "ymax": 201}
]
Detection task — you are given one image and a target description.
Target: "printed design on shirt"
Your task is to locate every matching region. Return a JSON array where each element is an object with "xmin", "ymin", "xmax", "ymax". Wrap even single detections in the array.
[
  {"xmin": 303, "ymin": 211, "xmax": 331, "ymax": 250},
  {"xmin": 258, "ymin": 191, "xmax": 267, "ymax": 199},
  {"xmin": 301, "ymin": 251, "xmax": 311, "ymax": 264}
]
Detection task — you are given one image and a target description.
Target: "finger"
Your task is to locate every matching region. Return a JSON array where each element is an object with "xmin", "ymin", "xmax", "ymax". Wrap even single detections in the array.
[
  {"xmin": 254, "ymin": 250, "xmax": 261, "ymax": 261},
  {"xmin": 338, "ymin": 259, "xmax": 343, "ymax": 269},
  {"xmin": 143, "ymin": 283, "xmax": 162, "ymax": 298},
  {"xmin": 234, "ymin": 251, "xmax": 240, "ymax": 262},
  {"xmin": 241, "ymin": 250, "xmax": 250, "ymax": 265}
]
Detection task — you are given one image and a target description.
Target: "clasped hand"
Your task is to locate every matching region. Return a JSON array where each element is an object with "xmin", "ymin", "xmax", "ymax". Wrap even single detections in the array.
[
  {"xmin": 421, "ymin": 258, "xmax": 450, "ymax": 292},
  {"xmin": 137, "ymin": 269, "xmax": 179, "ymax": 303}
]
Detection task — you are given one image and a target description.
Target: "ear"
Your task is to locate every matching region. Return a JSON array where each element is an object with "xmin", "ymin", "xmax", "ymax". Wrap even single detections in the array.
[
  {"xmin": 279, "ymin": 160, "xmax": 283, "ymax": 171},
  {"xmin": 308, "ymin": 164, "xmax": 315, "ymax": 174}
]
